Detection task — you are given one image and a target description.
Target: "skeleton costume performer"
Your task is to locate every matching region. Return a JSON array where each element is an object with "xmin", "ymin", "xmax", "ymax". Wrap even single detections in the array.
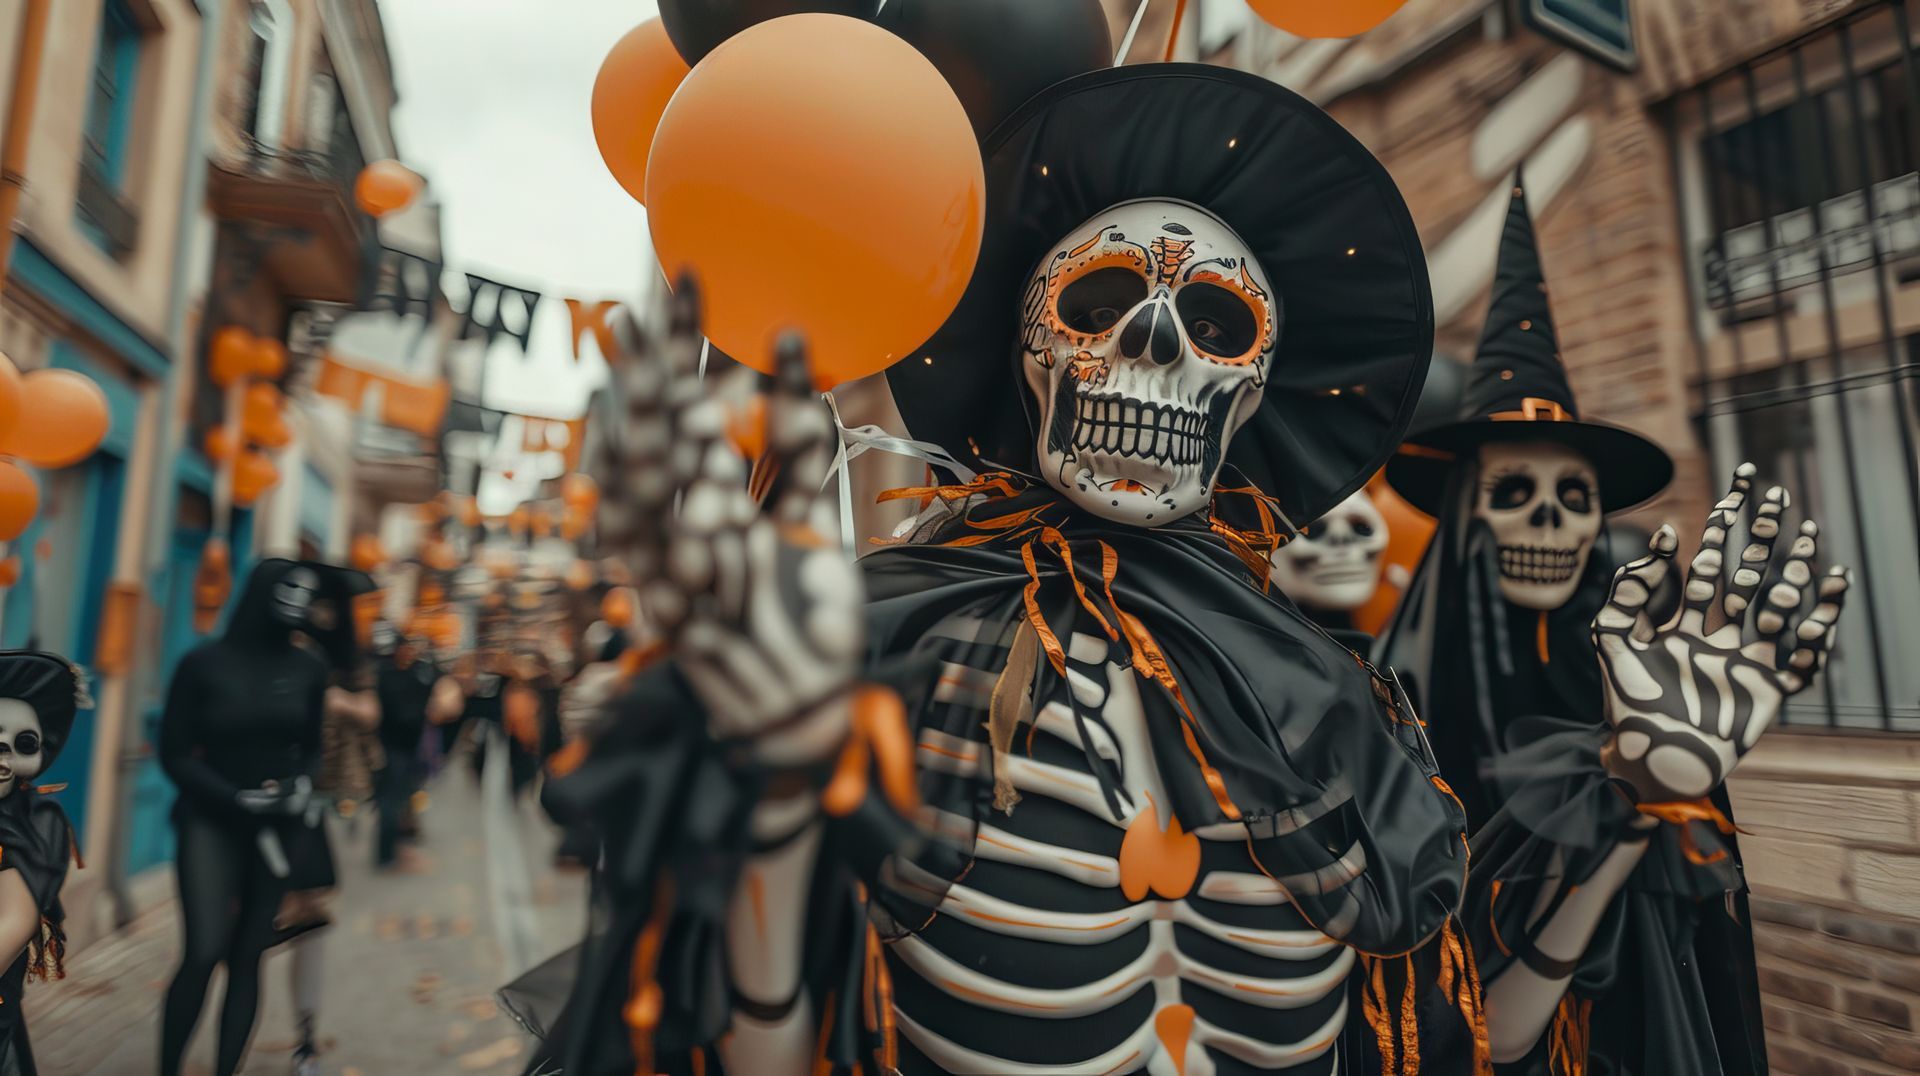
[
  {"xmin": 526, "ymin": 64, "xmax": 1494, "ymax": 1075},
  {"xmin": 1375, "ymin": 182, "xmax": 1766, "ymax": 1074},
  {"xmin": 0, "ymin": 653, "xmax": 85, "ymax": 1076}
]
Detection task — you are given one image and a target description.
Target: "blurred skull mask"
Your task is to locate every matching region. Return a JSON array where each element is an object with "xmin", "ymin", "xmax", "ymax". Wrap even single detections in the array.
[
  {"xmin": 0, "ymin": 698, "xmax": 45, "ymax": 799},
  {"xmin": 1272, "ymin": 489, "xmax": 1389, "ymax": 612},
  {"xmin": 271, "ymin": 566, "xmax": 320, "ymax": 628},
  {"xmin": 1021, "ymin": 199, "xmax": 1278, "ymax": 527},
  {"xmin": 1475, "ymin": 441, "xmax": 1601, "ymax": 610}
]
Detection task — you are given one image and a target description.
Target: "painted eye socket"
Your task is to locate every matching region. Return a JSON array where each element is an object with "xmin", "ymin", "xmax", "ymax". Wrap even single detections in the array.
[
  {"xmin": 1558, "ymin": 477, "xmax": 1595, "ymax": 514},
  {"xmin": 1488, "ymin": 473, "xmax": 1536, "ymax": 510},
  {"xmin": 1348, "ymin": 516, "xmax": 1376, "ymax": 538},
  {"xmin": 1175, "ymin": 283, "xmax": 1259, "ymax": 359},
  {"xmin": 13, "ymin": 732, "xmax": 37, "ymax": 756},
  {"xmin": 1057, "ymin": 267, "xmax": 1147, "ymax": 335}
]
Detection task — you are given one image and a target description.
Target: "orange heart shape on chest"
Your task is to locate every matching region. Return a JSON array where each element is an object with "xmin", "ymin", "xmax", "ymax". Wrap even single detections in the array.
[{"xmin": 1120, "ymin": 800, "xmax": 1201, "ymax": 901}]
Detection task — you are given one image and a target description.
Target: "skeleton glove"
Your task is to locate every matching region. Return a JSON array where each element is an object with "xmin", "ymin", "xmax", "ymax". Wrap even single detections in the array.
[
  {"xmin": 1592, "ymin": 463, "xmax": 1850, "ymax": 803},
  {"xmin": 597, "ymin": 278, "xmax": 862, "ymax": 770}
]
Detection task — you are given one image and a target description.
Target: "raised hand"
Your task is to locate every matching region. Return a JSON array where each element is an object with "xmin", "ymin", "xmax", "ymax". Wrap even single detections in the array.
[
  {"xmin": 591, "ymin": 279, "xmax": 861, "ymax": 768},
  {"xmin": 1591, "ymin": 464, "xmax": 1850, "ymax": 803}
]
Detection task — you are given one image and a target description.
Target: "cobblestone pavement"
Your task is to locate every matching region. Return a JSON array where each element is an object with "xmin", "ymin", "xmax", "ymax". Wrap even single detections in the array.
[{"xmin": 28, "ymin": 766, "xmax": 587, "ymax": 1075}]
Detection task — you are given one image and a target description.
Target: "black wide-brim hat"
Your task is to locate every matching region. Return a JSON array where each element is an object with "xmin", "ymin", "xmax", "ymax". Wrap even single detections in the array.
[
  {"xmin": 886, "ymin": 64, "xmax": 1434, "ymax": 531},
  {"xmin": 1385, "ymin": 415, "xmax": 1675, "ymax": 517}
]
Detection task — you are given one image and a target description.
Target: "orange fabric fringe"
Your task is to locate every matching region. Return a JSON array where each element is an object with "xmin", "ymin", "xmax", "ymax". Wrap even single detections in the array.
[
  {"xmin": 1548, "ymin": 993, "xmax": 1593, "ymax": 1076},
  {"xmin": 1637, "ymin": 798, "xmax": 1740, "ymax": 865}
]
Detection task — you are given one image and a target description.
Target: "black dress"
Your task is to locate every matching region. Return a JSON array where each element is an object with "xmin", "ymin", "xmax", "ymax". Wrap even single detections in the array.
[{"xmin": 0, "ymin": 790, "xmax": 73, "ymax": 1076}]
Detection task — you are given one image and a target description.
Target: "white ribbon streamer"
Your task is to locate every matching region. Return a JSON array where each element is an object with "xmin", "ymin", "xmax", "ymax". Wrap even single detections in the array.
[{"xmin": 820, "ymin": 392, "xmax": 980, "ymax": 558}]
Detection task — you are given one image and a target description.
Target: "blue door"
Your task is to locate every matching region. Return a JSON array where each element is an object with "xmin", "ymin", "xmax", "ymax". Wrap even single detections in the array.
[{"xmin": 125, "ymin": 526, "xmax": 212, "ymax": 875}]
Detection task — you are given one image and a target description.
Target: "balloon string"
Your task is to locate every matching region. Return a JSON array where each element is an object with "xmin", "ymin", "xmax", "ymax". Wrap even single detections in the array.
[
  {"xmin": 697, "ymin": 337, "xmax": 710, "ymax": 381},
  {"xmin": 822, "ymin": 392, "xmax": 858, "ymax": 559},
  {"xmin": 872, "ymin": 0, "xmax": 890, "ymax": 16},
  {"xmin": 1114, "ymin": 0, "xmax": 1152, "ymax": 66},
  {"xmin": 1164, "ymin": 0, "xmax": 1189, "ymax": 61}
]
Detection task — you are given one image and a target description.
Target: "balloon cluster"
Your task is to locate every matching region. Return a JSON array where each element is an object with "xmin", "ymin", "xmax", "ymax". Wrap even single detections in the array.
[
  {"xmin": 592, "ymin": 2, "xmax": 1121, "ymax": 388},
  {"xmin": 0, "ymin": 350, "xmax": 113, "ymax": 585},
  {"xmin": 203, "ymin": 326, "xmax": 292, "ymax": 507}
]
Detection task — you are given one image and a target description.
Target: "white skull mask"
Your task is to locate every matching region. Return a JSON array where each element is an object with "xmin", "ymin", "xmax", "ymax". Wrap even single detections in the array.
[
  {"xmin": 1272, "ymin": 488, "xmax": 1389, "ymax": 612},
  {"xmin": 1020, "ymin": 199, "xmax": 1277, "ymax": 526},
  {"xmin": 0, "ymin": 698, "xmax": 46, "ymax": 799},
  {"xmin": 1474, "ymin": 440, "xmax": 1601, "ymax": 610}
]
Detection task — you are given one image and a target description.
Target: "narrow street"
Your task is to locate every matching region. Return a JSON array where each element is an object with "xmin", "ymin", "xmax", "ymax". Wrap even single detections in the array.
[{"xmin": 28, "ymin": 764, "xmax": 587, "ymax": 1075}]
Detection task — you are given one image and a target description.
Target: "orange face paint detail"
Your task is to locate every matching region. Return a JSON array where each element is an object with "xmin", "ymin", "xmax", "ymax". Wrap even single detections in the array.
[
  {"xmin": 1185, "ymin": 266, "xmax": 1275, "ymax": 366},
  {"xmin": 1148, "ymin": 236, "xmax": 1195, "ymax": 287},
  {"xmin": 1111, "ymin": 479, "xmax": 1147, "ymax": 494},
  {"xmin": 1119, "ymin": 793, "xmax": 1201, "ymax": 901},
  {"xmin": 1154, "ymin": 1004, "xmax": 1196, "ymax": 1076},
  {"xmin": 1067, "ymin": 351, "xmax": 1106, "ymax": 383}
]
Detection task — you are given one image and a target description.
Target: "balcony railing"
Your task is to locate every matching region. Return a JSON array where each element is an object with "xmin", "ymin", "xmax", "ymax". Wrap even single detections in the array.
[{"xmin": 1702, "ymin": 172, "xmax": 1920, "ymax": 309}]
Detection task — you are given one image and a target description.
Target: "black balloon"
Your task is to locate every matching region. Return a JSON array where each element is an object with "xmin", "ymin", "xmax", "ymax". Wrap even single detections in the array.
[
  {"xmin": 658, "ymin": 0, "xmax": 879, "ymax": 66},
  {"xmin": 872, "ymin": 0, "xmax": 1114, "ymax": 141}
]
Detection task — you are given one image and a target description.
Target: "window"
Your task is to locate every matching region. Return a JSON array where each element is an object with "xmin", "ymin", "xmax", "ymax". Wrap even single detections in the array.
[
  {"xmin": 239, "ymin": 1, "xmax": 294, "ymax": 149},
  {"xmin": 76, "ymin": 0, "xmax": 143, "ymax": 256},
  {"xmin": 81, "ymin": 1, "xmax": 140, "ymax": 185}
]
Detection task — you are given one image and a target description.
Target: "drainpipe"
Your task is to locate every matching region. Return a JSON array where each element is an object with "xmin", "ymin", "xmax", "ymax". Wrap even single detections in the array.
[
  {"xmin": 103, "ymin": 0, "xmax": 225, "ymax": 926},
  {"xmin": 0, "ymin": 0, "xmax": 53, "ymax": 297}
]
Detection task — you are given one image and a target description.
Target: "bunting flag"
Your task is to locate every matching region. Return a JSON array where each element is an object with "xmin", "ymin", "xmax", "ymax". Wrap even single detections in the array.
[
  {"xmin": 314, "ymin": 354, "xmax": 452, "ymax": 438},
  {"xmin": 565, "ymin": 298, "xmax": 623, "ymax": 363},
  {"xmin": 360, "ymin": 246, "xmax": 444, "ymax": 321},
  {"xmin": 454, "ymin": 273, "xmax": 542, "ymax": 351}
]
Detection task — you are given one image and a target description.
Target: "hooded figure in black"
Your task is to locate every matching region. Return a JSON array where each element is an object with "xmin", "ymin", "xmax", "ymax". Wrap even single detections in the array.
[
  {"xmin": 156, "ymin": 558, "xmax": 365, "ymax": 1076},
  {"xmin": 1374, "ymin": 179, "xmax": 1849, "ymax": 1074},
  {"xmin": 0, "ymin": 652, "xmax": 86, "ymax": 1076},
  {"xmin": 516, "ymin": 62, "xmax": 1500, "ymax": 1075}
]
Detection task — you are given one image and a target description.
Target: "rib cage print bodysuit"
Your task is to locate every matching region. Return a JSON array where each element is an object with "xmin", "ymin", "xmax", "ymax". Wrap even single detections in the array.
[{"xmin": 884, "ymin": 614, "xmax": 1352, "ymax": 1075}]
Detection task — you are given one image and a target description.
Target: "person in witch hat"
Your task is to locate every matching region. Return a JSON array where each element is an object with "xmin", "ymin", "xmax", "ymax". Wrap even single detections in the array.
[
  {"xmin": 1376, "ymin": 177, "xmax": 1853, "ymax": 1071},
  {"xmin": 0, "ymin": 651, "xmax": 88, "ymax": 1076},
  {"xmin": 523, "ymin": 61, "xmax": 1498, "ymax": 1074}
]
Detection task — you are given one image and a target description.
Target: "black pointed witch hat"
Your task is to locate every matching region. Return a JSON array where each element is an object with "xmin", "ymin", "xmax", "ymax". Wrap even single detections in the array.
[{"xmin": 1384, "ymin": 176, "xmax": 1672, "ymax": 516}]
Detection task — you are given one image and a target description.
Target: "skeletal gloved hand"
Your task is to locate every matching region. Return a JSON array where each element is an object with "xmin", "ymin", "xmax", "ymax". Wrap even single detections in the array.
[
  {"xmin": 1592, "ymin": 463, "xmax": 1850, "ymax": 803},
  {"xmin": 593, "ymin": 279, "xmax": 861, "ymax": 769}
]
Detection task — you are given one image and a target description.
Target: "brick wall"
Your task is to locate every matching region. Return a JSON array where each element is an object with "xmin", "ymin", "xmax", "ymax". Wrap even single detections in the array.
[{"xmin": 1729, "ymin": 733, "xmax": 1920, "ymax": 1073}]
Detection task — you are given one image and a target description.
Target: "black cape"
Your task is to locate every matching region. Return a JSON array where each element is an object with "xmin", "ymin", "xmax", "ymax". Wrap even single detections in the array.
[{"xmin": 0, "ymin": 789, "xmax": 74, "ymax": 1076}]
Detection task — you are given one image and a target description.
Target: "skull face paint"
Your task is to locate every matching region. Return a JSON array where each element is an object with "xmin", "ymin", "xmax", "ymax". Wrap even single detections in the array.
[
  {"xmin": 1020, "ymin": 199, "xmax": 1278, "ymax": 526},
  {"xmin": 0, "ymin": 698, "xmax": 46, "ymax": 799},
  {"xmin": 1475, "ymin": 440, "xmax": 1601, "ymax": 610},
  {"xmin": 1272, "ymin": 488, "xmax": 1389, "ymax": 612}
]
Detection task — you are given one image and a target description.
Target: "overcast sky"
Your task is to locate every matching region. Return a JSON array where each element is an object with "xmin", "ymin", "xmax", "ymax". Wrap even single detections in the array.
[{"xmin": 380, "ymin": 0, "xmax": 661, "ymax": 421}]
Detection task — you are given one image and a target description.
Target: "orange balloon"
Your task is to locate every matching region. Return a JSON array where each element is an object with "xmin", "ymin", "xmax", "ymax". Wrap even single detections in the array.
[
  {"xmin": 592, "ymin": 18, "xmax": 690, "ymax": 205},
  {"xmin": 1350, "ymin": 474, "xmax": 1438, "ymax": 637},
  {"xmin": 251, "ymin": 337, "xmax": 288, "ymax": 380},
  {"xmin": 241, "ymin": 383, "xmax": 289, "ymax": 448},
  {"xmin": 203, "ymin": 426, "xmax": 239, "ymax": 463},
  {"xmin": 209, "ymin": 327, "xmax": 255, "ymax": 388},
  {"xmin": 0, "ymin": 352, "xmax": 24, "ymax": 446},
  {"xmin": 565, "ymin": 560, "xmax": 596, "ymax": 591},
  {"xmin": 509, "ymin": 506, "xmax": 530, "ymax": 535},
  {"xmin": 350, "ymin": 533, "xmax": 387, "ymax": 572},
  {"xmin": 0, "ymin": 369, "xmax": 110, "ymax": 468},
  {"xmin": 0, "ymin": 461, "xmax": 38, "ymax": 540},
  {"xmin": 561, "ymin": 506, "xmax": 590, "ymax": 541},
  {"xmin": 561, "ymin": 473, "xmax": 599, "ymax": 513},
  {"xmin": 1246, "ymin": 0, "xmax": 1408, "ymax": 37},
  {"xmin": 232, "ymin": 449, "xmax": 280, "ymax": 506},
  {"xmin": 0, "ymin": 557, "xmax": 19, "ymax": 588},
  {"xmin": 422, "ymin": 538, "xmax": 461, "ymax": 572},
  {"xmin": 600, "ymin": 587, "xmax": 634, "ymax": 628},
  {"xmin": 355, "ymin": 159, "xmax": 422, "ymax": 217},
  {"xmin": 255, "ymin": 412, "xmax": 293, "ymax": 450},
  {"xmin": 530, "ymin": 507, "xmax": 554, "ymax": 536},
  {"xmin": 646, "ymin": 14, "xmax": 984, "ymax": 388}
]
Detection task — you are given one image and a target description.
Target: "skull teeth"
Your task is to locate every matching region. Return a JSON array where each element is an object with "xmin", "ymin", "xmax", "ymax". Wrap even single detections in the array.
[
  {"xmin": 1496, "ymin": 544, "xmax": 1581, "ymax": 584},
  {"xmin": 1070, "ymin": 392, "xmax": 1207, "ymax": 466}
]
